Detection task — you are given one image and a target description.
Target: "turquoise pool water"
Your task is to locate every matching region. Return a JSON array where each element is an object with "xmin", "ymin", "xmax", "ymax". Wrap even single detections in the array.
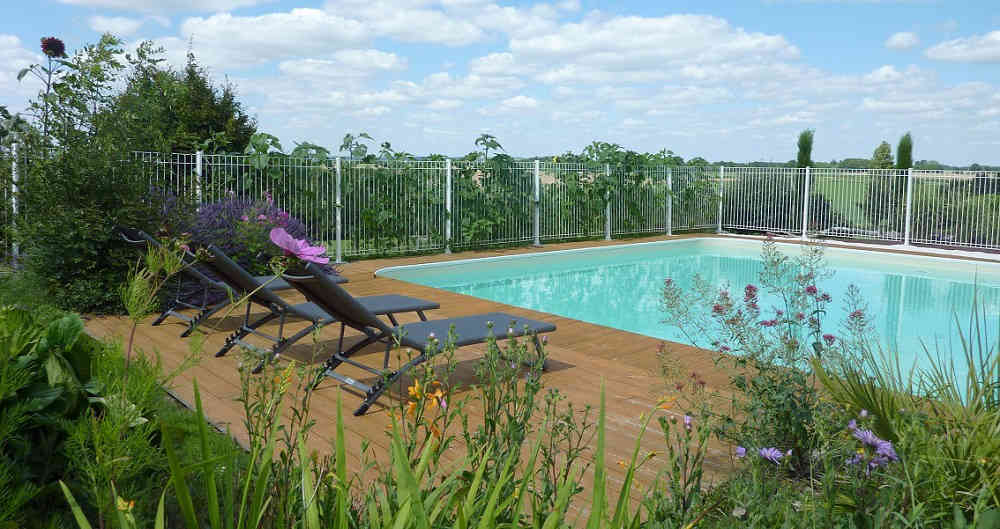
[{"xmin": 377, "ymin": 239, "xmax": 1000, "ymax": 371}]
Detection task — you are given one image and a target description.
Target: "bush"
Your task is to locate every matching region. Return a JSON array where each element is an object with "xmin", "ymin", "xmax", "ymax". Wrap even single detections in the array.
[
  {"xmin": 17, "ymin": 141, "xmax": 163, "ymax": 313},
  {"xmin": 183, "ymin": 195, "xmax": 309, "ymax": 276}
]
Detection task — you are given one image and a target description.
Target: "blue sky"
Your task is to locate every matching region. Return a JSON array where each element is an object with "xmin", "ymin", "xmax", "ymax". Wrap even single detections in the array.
[{"xmin": 2, "ymin": 0, "xmax": 999, "ymax": 164}]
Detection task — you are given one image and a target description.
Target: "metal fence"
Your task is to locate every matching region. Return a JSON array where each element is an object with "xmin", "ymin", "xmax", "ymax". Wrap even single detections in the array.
[{"xmin": 5, "ymin": 148, "xmax": 1000, "ymax": 262}]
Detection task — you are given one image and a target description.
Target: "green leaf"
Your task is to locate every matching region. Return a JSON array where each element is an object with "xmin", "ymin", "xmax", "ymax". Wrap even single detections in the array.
[
  {"xmin": 58, "ymin": 481, "xmax": 94, "ymax": 529},
  {"xmin": 586, "ymin": 380, "xmax": 607, "ymax": 529},
  {"xmin": 193, "ymin": 380, "xmax": 221, "ymax": 529}
]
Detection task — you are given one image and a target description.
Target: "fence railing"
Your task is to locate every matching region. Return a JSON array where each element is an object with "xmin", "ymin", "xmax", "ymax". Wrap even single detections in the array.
[{"xmin": 5, "ymin": 147, "xmax": 1000, "ymax": 261}]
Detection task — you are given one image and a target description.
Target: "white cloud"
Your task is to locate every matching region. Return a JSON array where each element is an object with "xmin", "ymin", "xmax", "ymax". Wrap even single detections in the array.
[
  {"xmin": 88, "ymin": 16, "xmax": 146, "ymax": 36},
  {"xmin": 863, "ymin": 65, "xmax": 905, "ymax": 83},
  {"xmin": 427, "ymin": 99, "xmax": 463, "ymax": 110},
  {"xmin": 469, "ymin": 52, "xmax": 518, "ymax": 75},
  {"xmin": 0, "ymin": 35, "xmax": 41, "ymax": 111},
  {"xmin": 885, "ymin": 31, "xmax": 919, "ymax": 50},
  {"xmin": 58, "ymin": 0, "xmax": 265, "ymax": 11},
  {"xmin": 323, "ymin": 0, "xmax": 485, "ymax": 46},
  {"xmin": 152, "ymin": 9, "xmax": 367, "ymax": 69},
  {"xmin": 926, "ymin": 31, "xmax": 1000, "ymax": 62},
  {"xmin": 278, "ymin": 50, "xmax": 406, "ymax": 79},
  {"xmin": 509, "ymin": 14, "xmax": 799, "ymax": 85},
  {"xmin": 501, "ymin": 95, "xmax": 538, "ymax": 109}
]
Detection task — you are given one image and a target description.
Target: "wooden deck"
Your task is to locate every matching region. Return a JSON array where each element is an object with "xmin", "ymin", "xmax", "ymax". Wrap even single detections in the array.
[{"xmin": 86, "ymin": 234, "xmax": 743, "ymax": 511}]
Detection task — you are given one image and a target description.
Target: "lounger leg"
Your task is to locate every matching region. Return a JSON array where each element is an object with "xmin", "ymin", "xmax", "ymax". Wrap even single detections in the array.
[
  {"xmin": 354, "ymin": 348, "xmax": 427, "ymax": 416},
  {"xmin": 181, "ymin": 299, "xmax": 229, "ymax": 338},
  {"xmin": 151, "ymin": 304, "xmax": 176, "ymax": 326},
  {"xmin": 216, "ymin": 310, "xmax": 278, "ymax": 357},
  {"xmin": 252, "ymin": 320, "xmax": 328, "ymax": 374}
]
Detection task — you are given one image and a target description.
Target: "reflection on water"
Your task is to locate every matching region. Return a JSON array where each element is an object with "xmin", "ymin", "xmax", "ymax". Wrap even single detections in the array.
[{"xmin": 434, "ymin": 252, "xmax": 1000, "ymax": 373}]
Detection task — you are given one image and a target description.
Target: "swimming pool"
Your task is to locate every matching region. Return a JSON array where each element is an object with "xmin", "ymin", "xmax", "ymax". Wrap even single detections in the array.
[{"xmin": 376, "ymin": 238, "xmax": 1000, "ymax": 370}]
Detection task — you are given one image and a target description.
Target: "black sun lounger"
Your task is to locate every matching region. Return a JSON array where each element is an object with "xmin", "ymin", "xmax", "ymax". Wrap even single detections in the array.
[
  {"xmin": 205, "ymin": 245, "xmax": 440, "ymax": 372},
  {"xmin": 283, "ymin": 262, "xmax": 556, "ymax": 416},
  {"xmin": 117, "ymin": 227, "xmax": 299, "ymax": 337}
]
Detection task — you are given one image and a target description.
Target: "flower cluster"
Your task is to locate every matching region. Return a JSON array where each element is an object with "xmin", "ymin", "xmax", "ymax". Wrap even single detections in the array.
[
  {"xmin": 846, "ymin": 410, "xmax": 899, "ymax": 474},
  {"xmin": 405, "ymin": 379, "xmax": 448, "ymax": 430},
  {"xmin": 40, "ymin": 36, "xmax": 66, "ymax": 58},
  {"xmin": 735, "ymin": 444, "xmax": 792, "ymax": 466}
]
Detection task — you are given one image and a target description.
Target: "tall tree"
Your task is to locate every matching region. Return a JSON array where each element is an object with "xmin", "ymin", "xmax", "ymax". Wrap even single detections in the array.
[
  {"xmin": 474, "ymin": 133, "xmax": 502, "ymax": 160},
  {"xmin": 796, "ymin": 129, "xmax": 814, "ymax": 168},
  {"xmin": 896, "ymin": 132, "xmax": 913, "ymax": 170},
  {"xmin": 872, "ymin": 141, "xmax": 894, "ymax": 169}
]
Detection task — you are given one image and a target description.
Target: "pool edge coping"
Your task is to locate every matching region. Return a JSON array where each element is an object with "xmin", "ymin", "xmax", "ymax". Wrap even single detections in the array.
[{"xmin": 374, "ymin": 234, "xmax": 1000, "ymax": 277}]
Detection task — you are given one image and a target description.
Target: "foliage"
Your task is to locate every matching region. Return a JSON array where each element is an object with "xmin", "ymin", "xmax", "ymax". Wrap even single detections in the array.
[
  {"xmin": 474, "ymin": 133, "xmax": 503, "ymax": 161},
  {"xmin": 896, "ymin": 132, "xmax": 913, "ymax": 170},
  {"xmin": 661, "ymin": 241, "xmax": 843, "ymax": 475},
  {"xmin": 872, "ymin": 141, "xmax": 894, "ymax": 170},
  {"xmin": 116, "ymin": 43, "xmax": 257, "ymax": 154},
  {"xmin": 796, "ymin": 129, "xmax": 814, "ymax": 168},
  {"xmin": 187, "ymin": 196, "xmax": 304, "ymax": 270}
]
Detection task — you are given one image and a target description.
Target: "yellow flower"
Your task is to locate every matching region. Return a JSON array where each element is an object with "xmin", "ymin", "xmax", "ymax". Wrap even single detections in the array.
[
  {"xmin": 406, "ymin": 400, "xmax": 418, "ymax": 418},
  {"xmin": 407, "ymin": 380, "xmax": 421, "ymax": 399},
  {"xmin": 658, "ymin": 396, "xmax": 679, "ymax": 410},
  {"xmin": 617, "ymin": 460, "xmax": 626, "ymax": 468},
  {"xmin": 430, "ymin": 424, "xmax": 442, "ymax": 439},
  {"xmin": 116, "ymin": 497, "xmax": 135, "ymax": 512}
]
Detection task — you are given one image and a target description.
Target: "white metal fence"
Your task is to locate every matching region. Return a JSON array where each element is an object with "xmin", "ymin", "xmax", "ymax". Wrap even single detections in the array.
[{"xmin": 5, "ymin": 148, "xmax": 1000, "ymax": 262}]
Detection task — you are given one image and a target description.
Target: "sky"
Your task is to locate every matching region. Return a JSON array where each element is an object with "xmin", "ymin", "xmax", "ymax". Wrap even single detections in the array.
[{"xmin": 1, "ymin": 0, "xmax": 999, "ymax": 164}]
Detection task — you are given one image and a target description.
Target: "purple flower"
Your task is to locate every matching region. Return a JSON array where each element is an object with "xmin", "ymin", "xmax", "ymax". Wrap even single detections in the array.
[
  {"xmin": 735, "ymin": 446, "xmax": 746, "ymax": 458},
  {"xmin": 823, "ymin": 334, "xmax": 836, "ymax": 346},
  {"xmin": 759, "ymin": 319, "xmax": 777, "ymax": 327},
  {"xmin": 744, "ymin": 284, "xmax": 758, "ymax": 301},
  {"xmin": 847, "ymin": 419, "xmax": 857, "ymax": 431},
  {"xmin": 758, "ymin": 447, "xmax": 783, "ymax": 464},
  {"xmin": 852, "ymin": 429, "xmax": 881, "ymax": 448},
  {"xmin": 859, "ymin": 409, "xmax": 869, "ymax": 418},
  {"xmin": 805, "ymin": 285, "xmax": 818, "ymax": 295},
  {"xmin": 240, "ymin": 215, "xmax": 250, "ymax": 222},
  {"xmin": 683, "ymin": 415, "xmax": 693, "ymax": 430},
  {"xmin": 270, "ymin": 228, "xmax": 330, "ymax": 264},
  {"xmin": 541, "ymin": 335, "xmax": 548, "ymax": 345},
  {"xmin": 40, "ymin": 36, "xmax": 67, "ymax": 58},
  {"xmin": 819, "ymin": 293, "xmax": 832, "ymax": 302},
  {"xmin": 712, "ymin": 303, "xmax": 726, "ymax": 315},
  {"xmin": 847, "ymin": 453, "xmax": 864, "ymax": 466},
  {"xmin": 875, "ymin": 440, "xmax": 899, "ymax": 462}
]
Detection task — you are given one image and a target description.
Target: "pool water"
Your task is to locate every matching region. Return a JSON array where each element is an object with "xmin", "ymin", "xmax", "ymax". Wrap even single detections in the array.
[{"xmin": 377, "ymin": 239, "xmax": 1000, "ymax": 372}]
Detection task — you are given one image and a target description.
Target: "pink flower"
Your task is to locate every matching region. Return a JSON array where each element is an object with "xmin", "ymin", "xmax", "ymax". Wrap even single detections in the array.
[
  {"xmin": 240, "ymin": 215, "xmax": 249, "ymax": 222},
  {"xmin": 759, "ymin": 319, "xmax": 777, "ymax": 327},
  {"xmin": 805, "ymin": 285, "xmax": 818, "ymax": 296},
  {"xmin": 823, "ymin": 334, "xmax": 836, "ymax": 346},
  {"xmin": 850, "ymin": 310, "xmax": 864, "ymax": 320},
  {"xmin": 712, "ymin": 303, "xmax": 726, "ymax": 315},
  {"xmin": 744, "ymin": 284, "xmax": 758, "ymax": 302},
  {"xmin": 819, "ymin": 293, "xmax": 831, "ymax": 302},
  {"xmin": 795, "ymin": 312, "xmax": 805, "ymax": 321},
  {"xmin": 269, "ymin": 227, "xmax": 330, "ymax": 264}
]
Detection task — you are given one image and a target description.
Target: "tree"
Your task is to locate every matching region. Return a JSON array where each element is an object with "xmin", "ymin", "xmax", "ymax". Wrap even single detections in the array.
[
  {"xmin": 114, "ymin": 43, "xmax": 257, "ymax": 153},
  {"xmin": 474, "ymin": 133, "xmax": 502, "ymax": 160},
  {"xmin": 896, "ymin": 132, "xmax": 913, "ymax": 170},
  {"xmin": 796, "ymin": 129, "xmax": 814, "ymax": 168},
  {"xmin": 872, "ymin": 141, "xmax": 894, "ymax": 169}
]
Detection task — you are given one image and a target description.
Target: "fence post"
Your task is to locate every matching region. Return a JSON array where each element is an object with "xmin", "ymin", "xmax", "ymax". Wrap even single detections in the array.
[
  {"xmin": 666, "ymin": 167, "xmax": 672, "ymax": 236},
  {"xmin": 903, "ymin": 167, "xmax": 914, "ymax": 246},
  {"xmin": 801, "ymin": 166, "xmax": 811, "ymax": 240},
  {"xmin": 194, "ymin": 150, "xmax": 203, "ymax": 204},
  {"xmin": 716, "ymin": 166, "xmax": 724, "ymax": 234},
  {"xmin": 445, "ymin": 159, "xmax": 452, "ymax": 254},
  {"xmin": 335, "ymin": 157, "xmax": 343, "ymax": 263},
  {"xmin": 604, "ymin": 163, "xmax": 612, "ymax": 241},
  {"xmin": 533, "ymin": 159, "xmax": 541, "ymax": 247},
  {"xmin": 10, "ymin": 142, "xmax": 18, "ymax": 263}
]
